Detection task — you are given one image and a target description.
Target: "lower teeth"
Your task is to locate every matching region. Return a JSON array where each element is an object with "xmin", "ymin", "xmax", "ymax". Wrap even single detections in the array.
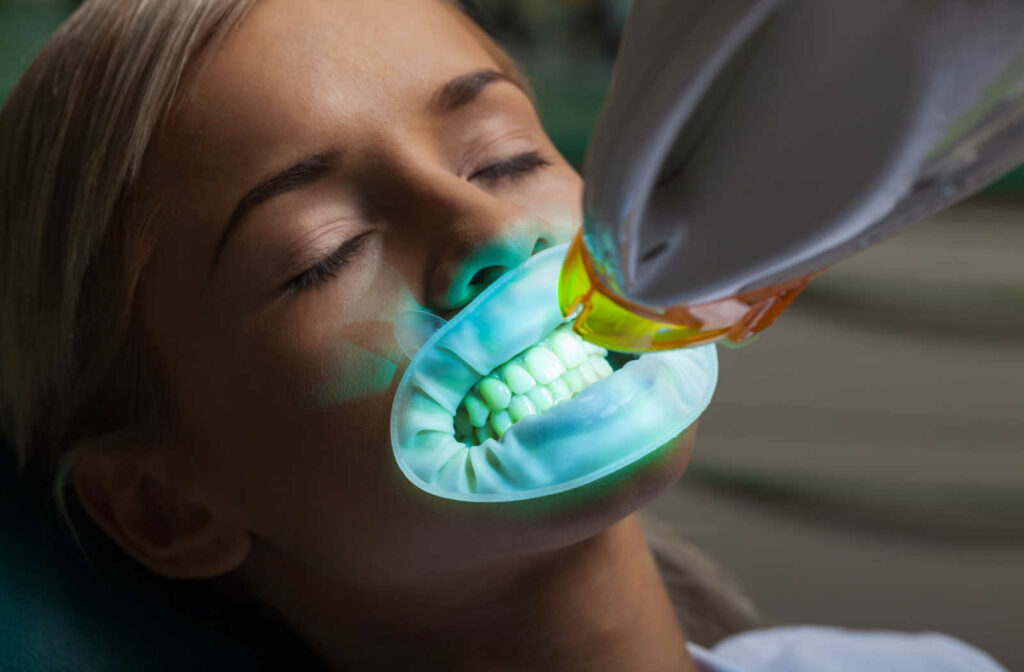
[{"xmin": 453, "ymin": 324, "xmax": 613, "ymax": 445}]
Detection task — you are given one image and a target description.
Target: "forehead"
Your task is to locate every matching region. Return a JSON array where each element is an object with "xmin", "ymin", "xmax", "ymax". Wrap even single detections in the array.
[{"xmin": 168, "ymin": 0, "xmax": 499, "ymax": 152}]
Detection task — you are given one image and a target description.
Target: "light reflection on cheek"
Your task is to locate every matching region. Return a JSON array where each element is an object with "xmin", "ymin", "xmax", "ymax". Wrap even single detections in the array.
[
  {"xmin": 302, "ymin": 278, "xmax": 418, "ymax": 409},
  {"xmin": 307, "ymin": 339, "xmax": 400, "ymax": 407}
]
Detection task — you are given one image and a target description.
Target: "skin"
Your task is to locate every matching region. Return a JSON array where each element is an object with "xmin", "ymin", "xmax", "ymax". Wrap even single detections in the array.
[{"xmin": 72, "ymin": 1, "xmax": 701, "ymax": 670}]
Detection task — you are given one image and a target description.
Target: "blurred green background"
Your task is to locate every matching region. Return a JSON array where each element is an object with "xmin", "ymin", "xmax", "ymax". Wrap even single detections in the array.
[{"xmin": 2, "ymin": 1, "xmax": 1022, "ymax": 670}]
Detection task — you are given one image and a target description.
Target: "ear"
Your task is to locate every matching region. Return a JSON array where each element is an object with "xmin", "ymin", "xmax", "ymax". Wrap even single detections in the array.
[{"xmin": 72, "ymin": 446, "xmax": 251, "ymax": 579}]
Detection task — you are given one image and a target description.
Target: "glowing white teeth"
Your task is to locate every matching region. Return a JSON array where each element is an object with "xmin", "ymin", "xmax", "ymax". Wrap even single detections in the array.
[
  {"xmin": 526, "ymin": 386, "xmax": 555, "ymax": 412},
  {"xmin": 490, "ymin": 410, "xmax": 513, "ymax": 438},
  {"xmin": 464, "ymin": 392, "xmax": 490, "ymax": 427},
  {"xmin": 500, "ymin": 361, "xmax": 536, "ymax": 395},
  {"xmin": 577, "ymin": 360, "xmax": 599, "ymax": 385},
  {"xmin": 550, "ymin": 328, "xmax": 586, "ymax": 368},
  {"xmin": 524, "ymin": 346, "xmax": 565, "ymax": 384},
  {"xmin": 508, "ymin": 394, "xmax": 537, "ymax": 422},
  {"xmin": 479, "ymin": 376, "xmax": 512, "ymax": 411},
  {"xmin": 591, "ymin": 355, "xmax": 614, "ymax": 378},
  {"xmin": 547, "ymin": 378, "xmax": 572, "ymax": 402},
  {"xmin": 450, "ymin": 320, "xmax": 623, "ymax": 446},
  {"xmin": 562, "ymin": 368, "xmax": 586, "ymax": 394}
]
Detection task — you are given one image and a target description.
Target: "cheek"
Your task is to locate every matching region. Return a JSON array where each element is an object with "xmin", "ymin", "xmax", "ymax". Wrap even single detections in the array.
[
  {"xmin": 198, "ymin": 346, "xmax": 412, "ymax": 582},
  {"xmin": 252, "ymin": 261, "xmax": 415, "ymax": 405},
  {"xmin": 204, "ymin": 278, "xmax": 434, "ymax": 576},
  {"xmin": 302, "ymin": 323, "xmax": 404, "ymax": 407}
]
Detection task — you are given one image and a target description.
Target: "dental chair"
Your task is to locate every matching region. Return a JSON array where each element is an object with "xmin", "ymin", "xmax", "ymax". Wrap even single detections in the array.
[{"xmin": 0, "ymin": 443, "xmax": 321, "ymax": 671}]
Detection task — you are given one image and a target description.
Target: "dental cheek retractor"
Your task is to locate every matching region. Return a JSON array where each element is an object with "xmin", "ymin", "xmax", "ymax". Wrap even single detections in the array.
[{"xmin": 390, "ymin": 245, "xmax": 717, "ymax": 503}]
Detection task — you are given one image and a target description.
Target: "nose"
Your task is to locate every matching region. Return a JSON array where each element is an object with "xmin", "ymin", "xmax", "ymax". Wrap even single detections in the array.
[
  {"xmin": 435, "ymin": 227, "xmax": 555, "ymax": 311},
  {"xmin": 412, "ymin": 180, "xmax": 560, "ymax": 312}
]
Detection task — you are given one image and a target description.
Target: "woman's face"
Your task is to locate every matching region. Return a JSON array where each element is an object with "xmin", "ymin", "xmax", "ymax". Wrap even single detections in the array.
[{"xmin": 135, "ymin": 0, "xmax": 695, "ymax": 589}]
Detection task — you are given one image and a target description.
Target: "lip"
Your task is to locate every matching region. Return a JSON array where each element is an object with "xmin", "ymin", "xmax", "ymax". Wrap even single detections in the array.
[{"xmin": 390, "ymin": 243, "xmax": 718, "ymax": 502}]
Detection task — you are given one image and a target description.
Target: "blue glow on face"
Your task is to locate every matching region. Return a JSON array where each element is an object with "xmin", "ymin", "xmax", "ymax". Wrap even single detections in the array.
[
  {"xmin": 390, "ymin": 244, "xmax": 718, "ymax": 503},
  {"xmin": 306, "ymin": 341, "xmax": 399, "ymax": 407}
]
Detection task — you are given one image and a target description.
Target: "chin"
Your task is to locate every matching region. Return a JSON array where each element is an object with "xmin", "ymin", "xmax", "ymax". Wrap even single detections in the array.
[
  {"xmin": 387, "ymin": 424, "xmax": 698, "ymax": 571},
  {"xmin": 488, "ymin": 424, "xmax": 698, "ymax": 554}
]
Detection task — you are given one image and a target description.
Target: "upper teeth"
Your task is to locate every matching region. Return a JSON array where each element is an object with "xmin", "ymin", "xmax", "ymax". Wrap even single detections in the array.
[{"xmin": 453, "ymin": 325, "xmax": 613, "ymax": 445}]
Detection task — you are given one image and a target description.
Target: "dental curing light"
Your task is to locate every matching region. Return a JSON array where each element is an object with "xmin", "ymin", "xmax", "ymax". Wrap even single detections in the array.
[{"xmin": 561, "ymin": 0, "xmax": 1024, "ymax": 352}]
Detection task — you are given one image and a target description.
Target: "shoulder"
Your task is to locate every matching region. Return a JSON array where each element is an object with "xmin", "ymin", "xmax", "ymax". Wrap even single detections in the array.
[{"xmin": 688, "ymin": 626, "xmax": 1008, "ymax": 672}]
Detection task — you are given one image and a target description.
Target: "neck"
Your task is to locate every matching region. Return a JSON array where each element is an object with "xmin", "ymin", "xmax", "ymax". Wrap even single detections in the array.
[{"xmin": 240, "ymin": 515, "xmax": 697, "ymax": 672}]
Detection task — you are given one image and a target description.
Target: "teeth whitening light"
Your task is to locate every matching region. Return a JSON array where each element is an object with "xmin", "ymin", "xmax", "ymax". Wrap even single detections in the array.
[{"xmin": 561, "ymin": 0, "xmax": 1024, "ymax": 352}]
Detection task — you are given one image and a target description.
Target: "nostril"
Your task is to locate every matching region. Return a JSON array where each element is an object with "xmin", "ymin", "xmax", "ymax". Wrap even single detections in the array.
[
  {"xmin": 468, "ymin": 265, "xmax": 507, "ymax": 291},
  {"xmin": 467, "ymin": 238, "xmax": 553, "ymax": 291},
  {"xmin": 451, "ymin": 235, "xmax": 557, "ymax": 308}
]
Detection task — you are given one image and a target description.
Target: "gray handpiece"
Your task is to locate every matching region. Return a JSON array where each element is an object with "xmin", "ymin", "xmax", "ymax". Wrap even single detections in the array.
[{"xmin": 583, "ymin": 0, "xmax": 1024, "ymax": 308}]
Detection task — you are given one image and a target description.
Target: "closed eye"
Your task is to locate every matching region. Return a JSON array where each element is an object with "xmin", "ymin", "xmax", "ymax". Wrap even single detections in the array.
[
  {"xmin": 284, "ymin": 153, "xmax": 549, "ymax": 296},
  {"xmin": 469, "ymin": 152, "xmax": 550, "ymax": 183},
  {"xmin": 285, "ymin": 230, "xmax": 374, "ymax": 295}
]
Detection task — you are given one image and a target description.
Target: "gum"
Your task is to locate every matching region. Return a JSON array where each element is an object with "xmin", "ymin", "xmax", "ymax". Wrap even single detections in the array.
[{"xmin": 390, "ymin": 244, "xmax": 718, "ymax": 502}]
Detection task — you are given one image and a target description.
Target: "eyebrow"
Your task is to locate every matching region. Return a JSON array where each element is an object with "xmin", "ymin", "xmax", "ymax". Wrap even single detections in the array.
[
  {"xmin": 429, "ymin": 69, "xmax": 519, "ymax": 115},
  {"xmin": 208, "ymin": 69, "xmax": 520, "ymax": 280},
  {"xmin": 208, "ymin": 149, "xmax": 341, "ymax": 278}
]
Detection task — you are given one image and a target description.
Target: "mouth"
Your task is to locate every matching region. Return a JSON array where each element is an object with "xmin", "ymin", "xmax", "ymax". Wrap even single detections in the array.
[
  {"xmin": 453, "ymin": 324, "xmax": 615, "ymax": 445},
  {"xmin": 390, "ymin": 244, "xmax": 718, "ymax": 503}
]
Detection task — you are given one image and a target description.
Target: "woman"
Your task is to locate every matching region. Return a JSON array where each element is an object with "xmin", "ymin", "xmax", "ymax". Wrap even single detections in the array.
[
  {"xmin": 0, "ymin": 1, "xmax": 1005, "ymax": 671},
  {"xmin": 1, "ymin": 1, "xmax": 757, "ymax": 669}
]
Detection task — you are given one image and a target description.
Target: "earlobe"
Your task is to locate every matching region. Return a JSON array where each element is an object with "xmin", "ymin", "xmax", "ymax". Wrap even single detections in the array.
[{"xmin": 72, "ymin": 449, "xmax": 251, "ymax": 579}]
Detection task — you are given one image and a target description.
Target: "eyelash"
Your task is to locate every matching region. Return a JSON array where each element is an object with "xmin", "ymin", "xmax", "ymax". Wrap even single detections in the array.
[
  {"xmin": 469, "ymin": 151, "xmax": 550, "ymax": 183},
  {"xmin": 286, "ymin": 230, "xmax": 374, "ymax": 294},
  {"xmin": 288, "ymin": 152, "xmax": 550, "ymax": 294}
]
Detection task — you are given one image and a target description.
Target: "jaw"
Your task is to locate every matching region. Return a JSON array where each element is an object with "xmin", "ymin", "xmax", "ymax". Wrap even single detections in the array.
[
  {"xmin": 375, "ymin": 425, "xmax": 699, "ymax": 586},
  {"xmin": 390, "ymin": 244, "xmax": 717, "ymax": 504}
]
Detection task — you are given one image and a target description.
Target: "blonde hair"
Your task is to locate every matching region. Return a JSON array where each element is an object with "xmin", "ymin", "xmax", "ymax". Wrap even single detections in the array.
[{"xmin": 0, "ymin": 0, "xmax": 259, "ymax": 477}]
